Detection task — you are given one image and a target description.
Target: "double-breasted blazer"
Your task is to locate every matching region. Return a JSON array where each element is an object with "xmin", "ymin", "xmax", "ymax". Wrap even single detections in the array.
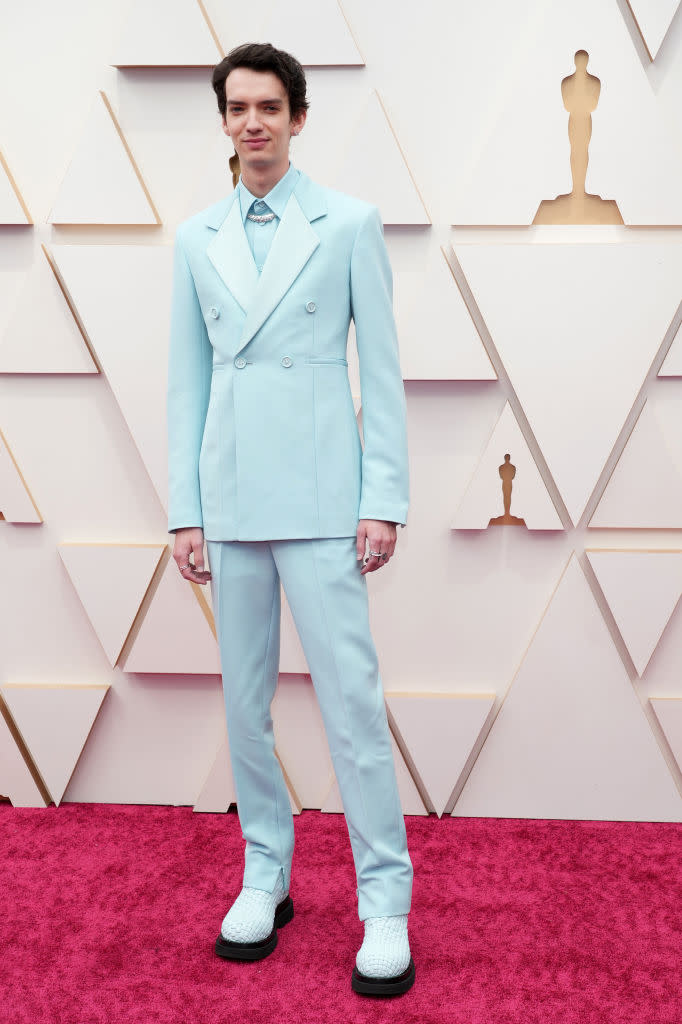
[{"xmin": 166, "ymin": 168, "xmax": 409, "ymax": 541}]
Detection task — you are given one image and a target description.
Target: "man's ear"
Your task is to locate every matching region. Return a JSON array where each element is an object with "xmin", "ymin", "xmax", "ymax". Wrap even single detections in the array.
[{"xmin": 291, "ymin": 110, "xmax": 307, "ymax": 137}]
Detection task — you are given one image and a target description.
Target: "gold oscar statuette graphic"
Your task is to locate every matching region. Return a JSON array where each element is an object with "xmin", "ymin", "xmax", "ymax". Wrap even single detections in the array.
[
  {"xmin": 489, "ymin": 454, "xmax": 526, "ymax": 527},
  {"xmin": 533, "ymin": 50, "xmax": 623, "ymax": 225}
]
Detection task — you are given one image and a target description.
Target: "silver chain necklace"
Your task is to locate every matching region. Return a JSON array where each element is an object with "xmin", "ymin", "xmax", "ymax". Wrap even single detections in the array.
[{"xmin": 246, "ymin": 210, "xmax": 276, "ymax": 223}]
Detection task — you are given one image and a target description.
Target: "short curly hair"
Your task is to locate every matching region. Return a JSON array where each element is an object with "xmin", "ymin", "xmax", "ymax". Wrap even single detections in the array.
[{"xmin": 212, "ymin": 43, "xmax": 309, "ymax": 120}]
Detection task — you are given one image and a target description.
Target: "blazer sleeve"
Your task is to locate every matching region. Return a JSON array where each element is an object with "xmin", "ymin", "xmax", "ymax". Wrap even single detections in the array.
[
  {"xmin": 350, "ymin": 205, "xmax": 409, "ymax": 526},
  {"xmin": 166, "ymin": 225, "xmax": 213, "ymax": 533}
]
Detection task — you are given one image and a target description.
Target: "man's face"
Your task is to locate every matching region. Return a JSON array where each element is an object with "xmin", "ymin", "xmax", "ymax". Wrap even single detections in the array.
[{"xmin": 221, "ymin": 67, "xmax": 306, "ymax": 175}]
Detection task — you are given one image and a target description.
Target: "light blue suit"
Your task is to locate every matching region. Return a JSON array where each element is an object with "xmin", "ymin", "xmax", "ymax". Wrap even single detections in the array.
[
  {"xmin": 166, "ymin": 167, "xmax": 408, "ymax": 539},
  {"xmin": 166, "ymin": 164, "xmax": 412, "ymax": 921}
]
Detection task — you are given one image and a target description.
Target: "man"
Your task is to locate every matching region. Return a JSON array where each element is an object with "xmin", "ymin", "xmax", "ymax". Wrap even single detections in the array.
[{"xmin": 166, "ymin": 42, "xmax": 414, "ymax": 996}]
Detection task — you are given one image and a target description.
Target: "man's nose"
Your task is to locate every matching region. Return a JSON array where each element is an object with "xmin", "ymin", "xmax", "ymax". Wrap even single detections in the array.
[{"xmin": 245, "ymin": 109, "xmax": 263, "ymax": 132}]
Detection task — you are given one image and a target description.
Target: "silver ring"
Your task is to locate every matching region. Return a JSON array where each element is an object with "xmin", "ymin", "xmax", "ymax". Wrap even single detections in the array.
[
  {"xmin": 368, "ymin": 550, "xmax": 382, "ymax": 557},
  {"xmin": 180, "ymin": 563, "xmax": 192, "ymax": 571}
]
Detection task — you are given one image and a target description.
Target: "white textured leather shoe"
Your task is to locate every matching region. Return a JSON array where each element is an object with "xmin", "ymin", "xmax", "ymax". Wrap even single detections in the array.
[
  {"xmin": 214, "ymin": 874, "xmax": 294, "ymax": 961},
  {"xmin": 351, "ymin": 914, "xmax": 415, "ymax": 995}
]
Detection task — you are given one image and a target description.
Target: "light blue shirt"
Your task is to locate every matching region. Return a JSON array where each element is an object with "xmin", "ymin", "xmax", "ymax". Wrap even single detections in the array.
[{"xmin": 237, "ymin": 162, "xmax": 301, "ymax": 274}]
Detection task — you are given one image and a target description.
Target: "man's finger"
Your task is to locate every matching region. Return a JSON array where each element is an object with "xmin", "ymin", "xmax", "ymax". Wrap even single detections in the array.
[
  {"xmin": 367, "ymin": 538, "xmax": 388, "ymax": 559},
  {"xmin": 179, "ymin": 563, "xmax": 212, "ymax": 585},
  {"xmin": 173, "ymin": 545, "xmax": 190, "ymax": 567},
  {"xmin": 174, "ymin": 538, "xmax": 211, "ymax": 583},
  {"xmin": 191, "ymin": 543, "xmax": 211, "ymax": 581},
  {"xmin": 192, "ymin": 541, "xmax": 205, "ymax": 572}
]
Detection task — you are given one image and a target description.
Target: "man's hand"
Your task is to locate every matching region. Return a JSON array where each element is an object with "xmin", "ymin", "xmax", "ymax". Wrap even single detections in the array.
[
  {"xmin": 356, "ymin": 519, "xmax": 397, "ymax": 575},
  {"xmin": 172, "ymin": 527, "xmax": 212, "ymax": 584}
]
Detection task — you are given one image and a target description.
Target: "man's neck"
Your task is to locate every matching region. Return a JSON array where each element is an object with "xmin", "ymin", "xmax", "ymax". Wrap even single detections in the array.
[{"xmin": 240, "ymin": 160, "xmax": 291, "ymax": 199}]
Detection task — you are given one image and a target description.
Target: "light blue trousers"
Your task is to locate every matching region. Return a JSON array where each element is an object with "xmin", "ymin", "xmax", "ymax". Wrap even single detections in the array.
[{"xmin": 205, "ymin": 536, "xmax": 413, "ymax": 921}]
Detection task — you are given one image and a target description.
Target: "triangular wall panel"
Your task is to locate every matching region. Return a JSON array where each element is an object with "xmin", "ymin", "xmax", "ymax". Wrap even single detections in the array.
[
  {"xmin": 0, "ymin": 247, "xmax": 98, "ymax": 374},
  {"xmin": 112, "ymin": 0, "xmax": 222, "ymax": 67},
  {"xmin": 51, "ymin": 244, "xmax": 174, "ymax": 511},
  {"xmin": 650, "ymin": 698, "xmax": 682, "ymax": 777},
  {"xmin": 321, "ymin": 729, "xmax": 427, "ymax": 816},
  {"xmin": 195, "ymin": 712, "xmax": 301, "ymax": 815},
  {"xmin": 333, "ymin": 92, "xmax": 430, "ymax": 225},
  {"xmin": 0, "ymin": 704, "xmax": 47, "ymax": 807},
  {"xmin": 194, "ymin": 727, "xmax": 302, "ymax": 815},
  {"xmin": 259, "ymin": 0, "xmax": 363, "ymax": 65},
  {"xmin": 0, "ymin": 427, "xmax": 42, "ymax": 524},
  {"xmin": 627, "ymin": 0, "xmax": 681, "ymax": 59},
  {"xmin": 184, "ymin": 131, "xmax": 237, "ymax": 217},
  {"xmin": 453, "ymin": 557, "xmax": 682, "ymax": 821},
  {"xmin": 658, "ymin": 323, "xmax": 682, "ymax": 377},
  {"xmin": 590, "ymin": 398, "xmax": 682, "ymax": 528},
  {"xmin": 279, "ymin": 760, "xmax": 303, "ymax": 816},
  {"xmin": 453, "ymin": 402, "xmax": 563, "ymax": 530},
  {"xmin": 123, "ymin": 556, "xmax": 221, "ymax": 674},
  {"xmin": 0, "ymin": 149, "xmax": 32, "ymax": 224},
  {"xmin": 0, "ymin": 683, "xmax": 109, "ymax": 805},
  {"xmin": 397, "ymin": 248, "xmax": 496, "ymax": 381},
  {"xmin": 456, "ymin": 244, "xmax": 682, "ymax": 525},
  {"xmin": 48, "ymin": 91, "xmax": 160, "ymax": 225},
  {"xmin": 453, "ymin": 0, "xmax": 682, "ymax": 224},
  {"xmin": 388, "ymin": 692, "xmax": 496, "ymax": 816},
  {"xmin": 193, "ymin": 727, "xmax": 236, "ymax": 813},
  {"xmin": 59, "ymin": 543, "xmax": 166, "ymax": 666},
  {"xmin": 587, "ymin": 550, "xmax": 682, "ymax": 676}
]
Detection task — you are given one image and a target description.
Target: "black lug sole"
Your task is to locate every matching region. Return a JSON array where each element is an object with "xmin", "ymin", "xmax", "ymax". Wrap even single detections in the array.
[
  {"xmin": 351, "ymin": 956, "xmax": 416, "ymax": 996},
  {"xmin": 214, "ymin": 894, "xmax": 294, "ymax": 961}
]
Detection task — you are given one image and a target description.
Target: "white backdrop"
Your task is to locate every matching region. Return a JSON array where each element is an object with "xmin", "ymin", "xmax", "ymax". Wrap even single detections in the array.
[{"xmin": 1, "ymin": 0, "xmax": 682, "ymax": 821}]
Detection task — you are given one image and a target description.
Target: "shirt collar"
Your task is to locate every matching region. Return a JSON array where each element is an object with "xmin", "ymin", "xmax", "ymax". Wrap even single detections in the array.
[{"xmin": 237, "ymin": 162, "xmax": 301, "ymax": 223}]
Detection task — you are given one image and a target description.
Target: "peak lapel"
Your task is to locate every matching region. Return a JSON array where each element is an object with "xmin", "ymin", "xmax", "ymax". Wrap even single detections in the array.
[
  {"xmin": 206, "ymin": 195, "xmax": 259, "ymax": 314},
  {"xmin": 236, "ymin": 194, "xmax": 320, "ymax": 354}
]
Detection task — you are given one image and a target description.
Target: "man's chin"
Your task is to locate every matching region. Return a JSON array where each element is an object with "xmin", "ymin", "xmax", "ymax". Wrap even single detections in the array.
[{"xmin": 239, "ymin": 150, "xmax": 274, "ymax": 169}]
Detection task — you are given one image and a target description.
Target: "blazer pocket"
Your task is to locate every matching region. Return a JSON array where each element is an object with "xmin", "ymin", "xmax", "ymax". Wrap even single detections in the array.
[{"xmin": 305, "ymin": 357, "xmax": 348, "ymax": 366}]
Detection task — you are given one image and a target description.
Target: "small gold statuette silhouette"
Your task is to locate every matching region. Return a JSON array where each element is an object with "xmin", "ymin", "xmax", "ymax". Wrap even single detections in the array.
[
  {"xmin": 229, "ymin": 152, "xmax": 240, "ymax": 189},
  {"xmin": 533, "ymin": 50, "xmax": 623, "ymax": 225},
  {"xmin": 489, "ymin": 454, "xmax": 526, "ymax": 527}
]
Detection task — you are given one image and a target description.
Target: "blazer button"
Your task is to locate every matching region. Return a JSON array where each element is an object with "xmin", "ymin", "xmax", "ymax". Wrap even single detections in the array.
[
  {"xmin": 281, "ymin": 356, "xmax": 293, "ymax": 368},
  {"xmin": 208, "ymin": 306, "xmax": 220, "ymax": 319},
  {"xmin": 305, "ymin": 300, "xmax": 316, "ymax": 313},
  {"xmin": 234, "ymin": 356, "xmax": 247, "ymax": 369}
]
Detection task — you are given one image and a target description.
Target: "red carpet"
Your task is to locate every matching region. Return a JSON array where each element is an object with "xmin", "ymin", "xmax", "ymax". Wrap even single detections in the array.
[{"xmin": 1, "ymin": 804, "xmax": 680, "ymax": 1024}]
